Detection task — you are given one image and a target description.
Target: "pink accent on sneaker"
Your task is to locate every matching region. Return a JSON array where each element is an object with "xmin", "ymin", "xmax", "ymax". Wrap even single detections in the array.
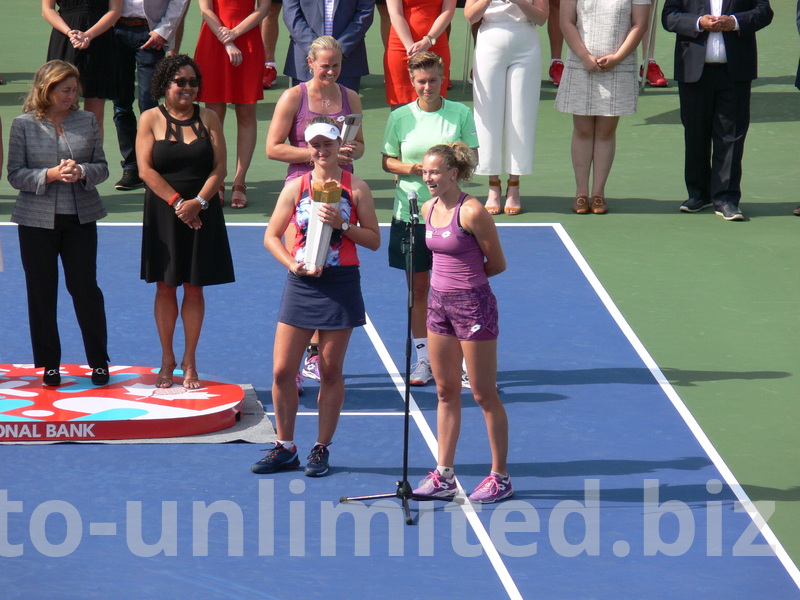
[
  {"xmin": 413, "ymin": 470, "xmax": 458, "ymax": 498},
  {"xmin": 468, "ymin": 473, "xmax": 514, "ymax": 504}
]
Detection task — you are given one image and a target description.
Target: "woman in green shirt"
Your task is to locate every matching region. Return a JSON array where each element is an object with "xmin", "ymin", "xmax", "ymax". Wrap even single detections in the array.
[{"xmin": 381, "ymin": 51, "xmax": 479, "ymax": 387}]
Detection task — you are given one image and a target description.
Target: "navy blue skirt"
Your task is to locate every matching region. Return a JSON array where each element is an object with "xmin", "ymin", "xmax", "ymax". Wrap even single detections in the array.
[{"xmin": 277, "ymin": 265, "xmax": 366, "ymax": 330}]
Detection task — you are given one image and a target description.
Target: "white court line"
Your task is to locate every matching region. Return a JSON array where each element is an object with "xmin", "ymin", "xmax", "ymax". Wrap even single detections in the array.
[
  {"xmin": 550, "ymin": 222, "xmax": 800, "ymax": 589},
  {"xmin": 362, "ymin": 313, "xmax": 524, "ymax": 600},
  {"xmin": 268, "ymin": 411, "xmax": 404, "ymax": 417}
]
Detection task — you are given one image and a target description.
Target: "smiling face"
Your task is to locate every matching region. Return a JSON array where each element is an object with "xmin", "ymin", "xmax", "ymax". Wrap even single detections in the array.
[
  {"xmin": 421, "ymin": 153, "xmax": 457, "ymax": 198},
  {"xmin": 411, "ymin": 67, "xmax": 443, "ymax": 106},
  {"xmin": 165, "ymin": 65, "xmax": 199, "ymax": 108},
  {"xmin": 47, "ymin": 76, "xmax": 78, "ymax": 116},
  {"xmin": 308, "ymin": 49, "xmax": 342, "ymax": 85},
  {"xmin": 307, "ymin": 134, "xmax": 341, "ymax": 166}
]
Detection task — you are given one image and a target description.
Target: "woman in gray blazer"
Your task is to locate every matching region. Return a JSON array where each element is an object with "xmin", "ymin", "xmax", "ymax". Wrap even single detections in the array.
[{"xmin": 7, "ymin": 60, "xmax": 110, "ymax": 387}]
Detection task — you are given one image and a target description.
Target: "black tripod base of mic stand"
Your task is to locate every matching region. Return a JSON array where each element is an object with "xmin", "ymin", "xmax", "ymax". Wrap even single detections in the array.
[{"xmin": 339, "ymin": 480, "xmax": 454, "ymax": 525}]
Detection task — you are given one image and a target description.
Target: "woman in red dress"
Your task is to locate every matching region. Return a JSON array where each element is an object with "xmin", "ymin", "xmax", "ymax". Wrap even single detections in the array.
[
  {"xmin": 383, "ymin": 0, "xmax": 456, "ymax": 108},
  {"xmin": 194, "ymin": 0, "xmax": 269, "ymax": 208}
]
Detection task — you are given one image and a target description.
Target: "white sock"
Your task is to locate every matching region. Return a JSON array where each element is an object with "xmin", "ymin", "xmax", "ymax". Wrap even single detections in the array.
[
  {"xmin": 414, "ymin": 338, "xmax": 429, "ymax": 361},
  {"xmin": 491, "ymin": 470, "xmax": 508, "ymax": 480},
  {"xmin": 437, "ymin": 466, "xmax": 454, "ymax": 479},
  {"xmin": 277, "ymin": 440, "xmax": 295, "ymax": 451},
  {"xmin": 551, "ymin": 58, "xmax": 562, "ymax": 65},
  {"xmin": 265, "ymin": 61, "xmax": 276, "ymax": 67}
]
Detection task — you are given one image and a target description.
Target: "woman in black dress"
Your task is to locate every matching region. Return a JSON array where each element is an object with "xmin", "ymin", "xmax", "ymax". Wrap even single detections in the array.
[
  {"xmin": 136, "ymin": 54, "xmax": 234, "ymax": 389},
  {"xmin": 43, "ymin": 0, "xmax": 121, "ymax": 137}
]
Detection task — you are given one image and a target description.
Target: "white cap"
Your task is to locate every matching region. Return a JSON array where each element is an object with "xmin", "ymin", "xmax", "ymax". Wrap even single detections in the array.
[{"xmin": 304, "ymin": 122, "xmax": 340, "ymax": 143}]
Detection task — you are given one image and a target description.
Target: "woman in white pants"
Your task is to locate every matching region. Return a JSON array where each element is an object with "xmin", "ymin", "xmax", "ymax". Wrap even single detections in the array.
[{"xmin": 465, "ymin": 0, "xmax": 548, "ymax": 216}]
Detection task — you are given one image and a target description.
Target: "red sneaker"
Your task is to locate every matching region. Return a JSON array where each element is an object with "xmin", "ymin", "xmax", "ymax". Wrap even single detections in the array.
[
  {"xmin": 262, "ymin": 64, "xmax": 277, "ymax": 89},
  {"xmin": 646, "ymin": 60, "xmax": 668, "ymax": 87},
  {"xmin": 549, "ymin": 60, "xmax": 564, "ymax": 87}
]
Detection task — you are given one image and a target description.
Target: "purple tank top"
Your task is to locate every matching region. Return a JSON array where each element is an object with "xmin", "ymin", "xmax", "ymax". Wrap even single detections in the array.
[
  {"xmin": 285, "ymin": 82, "xmax": 354, "ymax": 182},
  {"xmin": 425, "ymin": 193, "xmax": 489, "ymax": 291}
]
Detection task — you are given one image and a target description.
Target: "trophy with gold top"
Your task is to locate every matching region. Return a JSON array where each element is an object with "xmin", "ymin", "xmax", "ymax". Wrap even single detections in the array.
[{"xmin": 305, "ymin": 180, "xmax": 342, "ymax": 269}]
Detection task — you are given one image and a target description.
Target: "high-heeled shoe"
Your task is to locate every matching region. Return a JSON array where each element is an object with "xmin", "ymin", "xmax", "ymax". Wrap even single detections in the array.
[
  {"xmin": 231, "ymin": 184, "xmax": 248, "ymax": 209},
  {"xmin": 503, "ymin": 179, "xmax": 522, "ymax": 215},
  {"xmin": 485, "ymin": 178, "xmax": 502, "ymax": 215}
]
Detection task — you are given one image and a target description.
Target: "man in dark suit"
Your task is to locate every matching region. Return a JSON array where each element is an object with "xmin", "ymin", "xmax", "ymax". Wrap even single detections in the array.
[
  {"xmin": 283, "ymin": 0, "xmax": 375, "ymax": 92},
  {"xmin": 662, "ymin": 0, "xmax": 773, "ymax": 220}
]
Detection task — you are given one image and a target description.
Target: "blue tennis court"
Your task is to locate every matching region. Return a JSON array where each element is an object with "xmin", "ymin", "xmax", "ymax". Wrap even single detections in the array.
[{"xmin": 0, "ymin": 223, "xmax": 797, "ymax": 599}]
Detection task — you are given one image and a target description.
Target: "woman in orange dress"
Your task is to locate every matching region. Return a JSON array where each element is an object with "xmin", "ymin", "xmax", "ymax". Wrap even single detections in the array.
[
  {"xmin": 383, "ymin": 0, "xmax": 456, "ymax": 108},
  {"xmin": 194, "ymin": 0, "xmax": 269, "ymax": 208}
]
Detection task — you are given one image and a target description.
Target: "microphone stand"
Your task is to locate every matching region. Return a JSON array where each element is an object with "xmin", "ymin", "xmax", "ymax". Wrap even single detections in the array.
[{"xmin": 339, "ymin": 194, "xmax": 454, "ymax": 525}]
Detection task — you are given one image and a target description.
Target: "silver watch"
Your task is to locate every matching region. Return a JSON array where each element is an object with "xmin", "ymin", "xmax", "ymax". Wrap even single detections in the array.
[
  {"xmin": 196, "ymin": 196, "xmax": 209, "ymax": 210},
  {"xmin": 340, "ymin": 221, "xmax": 351, "ymax": 232}
]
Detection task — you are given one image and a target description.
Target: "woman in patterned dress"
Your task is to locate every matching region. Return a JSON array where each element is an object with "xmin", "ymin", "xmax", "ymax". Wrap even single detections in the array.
[
  {"xmin": 252, "ymin": 116, "xmax": 379, "ymax": 478},
  {"xmin": 555, "ymin": 0, "xmax": 650, "ymax": 214}
]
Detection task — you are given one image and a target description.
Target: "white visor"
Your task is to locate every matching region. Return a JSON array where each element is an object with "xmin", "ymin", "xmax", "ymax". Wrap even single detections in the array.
[{"xmin": 304, "ymin": 122, "xmax": 341, "ymax": 142}]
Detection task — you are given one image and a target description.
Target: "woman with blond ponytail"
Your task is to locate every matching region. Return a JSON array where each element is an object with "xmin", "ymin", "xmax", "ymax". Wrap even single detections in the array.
[{"xmin": 413, "ymin": 141, "xmax": 512, "ymax": 504}]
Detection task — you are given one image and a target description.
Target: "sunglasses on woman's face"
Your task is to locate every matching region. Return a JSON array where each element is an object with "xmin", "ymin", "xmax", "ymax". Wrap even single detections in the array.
[{"xmin": 173, "ymin": 77, "xmax": 200, "ymax": 88}]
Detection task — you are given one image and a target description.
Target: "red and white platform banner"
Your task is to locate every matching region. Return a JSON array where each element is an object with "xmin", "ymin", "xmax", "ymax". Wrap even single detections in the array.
[{"xmin": 0, "ymin": 365, "xmax": 245, "ymax": 442}]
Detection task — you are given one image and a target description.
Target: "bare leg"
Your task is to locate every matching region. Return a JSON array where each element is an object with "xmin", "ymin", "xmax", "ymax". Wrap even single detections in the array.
[
  {"xmin": 377, "ymin": 4, "xmax": 390, "ymax": 48},
  {"xmin": 272, "ymin": 323, "xmax": 315, "ymax": 441},
  {"xmin": 547, "ymin": 0, "xmax": 562, "ymax": 61},
  {"xmin": 411, "ymin": 270, "xmax": 430, "ymax": 339},
  {"xmin": 640, "ymin": 3, "xmax": 658, "ymax": 61},
  {"xmin": 485, "ymin": 175, "xmax": 502, "ymax": 213},
  {"xmin": 180, "ymin": 283, "xmax": 205, "ymax": 389},
  {"xmin": 205, "ymin": 103, "xmax": 228, "ymax": 202},
  {"xmin": 462, "ymin": 339, "xmax": 508, "ymax": 474},
  {"xmin": 83, "ymin": 97, "xmax": 105, "ymax": 140},
  {"xmin": 504, "ymin": 174, "xmax": 521, "ymax": 213},
  {"xmin": 428, "ymin": 332, "xmax": 464, "ymax": 467},
  {"xmin": 154, "ymin": 282, "xmax": 179, "ymax": 387},
  {"xmin": 640, "ymin": 5, "xmax": 667, "ymax": 87},
  {"xmin": 589, "ymin": 116, "xmax": 619, "ymax": 199},
  {"xmin": 261, "ymin": 2, "xmax": 281, "ymax": 62},
  {"xmin": 205, "ymin": 102, "xmax": 227, "ymax": 126},
  {"xmin": 233, "ymin": 102, "xmax": 258, "ymax": 189},
  {"xmin": 315, "ymin": 328, "xmax": 353, "ymax": 445},
  {"xmin": 571, "ymin": 115, "xmax": 595, "ymax": 198}
]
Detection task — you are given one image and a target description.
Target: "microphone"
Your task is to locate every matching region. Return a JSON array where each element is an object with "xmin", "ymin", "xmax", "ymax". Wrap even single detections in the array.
[{"xmin": 407, "ymin": 190, "xmax": 419, "ymax": 223}]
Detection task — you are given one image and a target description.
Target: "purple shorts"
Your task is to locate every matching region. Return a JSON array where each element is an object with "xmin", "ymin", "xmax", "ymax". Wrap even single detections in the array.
[{"xmin": 427, "ymin": 284, "xmax": 499, "ymax": 342}]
